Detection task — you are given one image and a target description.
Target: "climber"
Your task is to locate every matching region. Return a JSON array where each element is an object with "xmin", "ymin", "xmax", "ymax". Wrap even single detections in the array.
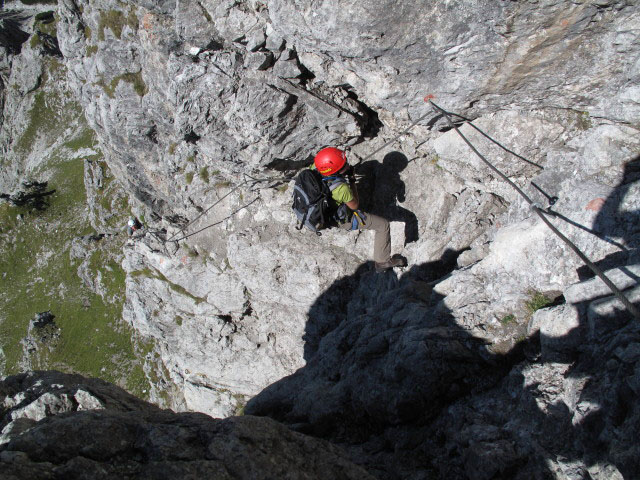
[
  {"xmin": 126, "ymin": 216, "xmax": 142, "ymax": 236},
  {"xmin": 313, "ymin": 147, "xmax": 406, "ymax": 273}
]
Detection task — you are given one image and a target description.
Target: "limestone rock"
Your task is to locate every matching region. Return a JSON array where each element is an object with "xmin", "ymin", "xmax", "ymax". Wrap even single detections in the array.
[
  {"xmin": 2, "ymin": 1, "xmax": 640, "ymax": 479},
  {"xmin": 0, "ymin": 371, "xmax": 375, "ymax": 480}
]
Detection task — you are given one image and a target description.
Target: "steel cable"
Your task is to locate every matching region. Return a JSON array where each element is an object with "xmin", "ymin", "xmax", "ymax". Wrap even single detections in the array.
[
  {"xmin": 165, "ymin": 174, "xmax": 291, "ymax": 244},
  {"xmin": 430, "ymin": 100, "xmax": 640, "ymax": 320}
]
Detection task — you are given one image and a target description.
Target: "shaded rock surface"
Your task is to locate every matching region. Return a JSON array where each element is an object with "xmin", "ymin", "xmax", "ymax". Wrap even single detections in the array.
[{"xmin": 0, "ymin": 371, "xmax": 374, "ymax": 480}]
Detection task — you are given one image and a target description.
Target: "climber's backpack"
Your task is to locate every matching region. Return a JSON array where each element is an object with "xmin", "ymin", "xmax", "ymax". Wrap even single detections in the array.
[{"xmin": 292, "ymin": 169, "xmax": 344, "ymax": 234}]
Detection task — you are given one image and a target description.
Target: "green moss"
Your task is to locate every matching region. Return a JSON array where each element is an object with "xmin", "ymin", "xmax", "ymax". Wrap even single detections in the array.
[
  {"xmin": 160, "ymin": 274, "xmax": 206, "ymax": 304},
  {"xmin": 130, "ymin": 266, "xmax": 206, "ymax": 304},
  {"xmin": 39, "ymin": 22, "xmax": 57, "ymax": 39},
  {"xmin": 185, "ymin": 172, "xmax": 194, "ymax": 184},
  {"xmin": 84, "ymin": 26, "xmax": 92, "ymax": 40},
  {"xmin": 30, "ymin": 34, "xmax": 42, "ymax": 49},
  {"xmin": 98, "ymin": 72, "xmax": 147, "ymax": 98},
  {"xmin": 130, "ymin": 267, "xmax": 155, "ymax": 279},
  {"xmin": 198, "ymin": 3, "xmax": 213, "ymax": 22},
  {"xmin": 168, "ymin": 143, "xmax": 177, "ymax": 155},
  {"xmin": 577, "ymin": 111, "xmax": 592, "ymax": 131},
  {"xmin": 86, "ymin": 45, "xmax": 98, "ymax": 57},
  {"xmin": 47, "ymin": 58, "xmax": 65, "ymax": 75},
  {"xmin": 500, "ymin": 314, "xmax": 516, "ymax": 325},
  {"xmin": 186, "ymin": 155, "xmax": 195, "ymax": 163},
  {"xmin": 175, "ymin": 316, "xmax": 183, "ymax": 326},
  {"xmin": 525, "ymin": 291, "xmax": 553, "ymax": 315},
  {"xmin": 98, "ymin": 9, "xmax": 138, "ymax": 41},
  {"xmin": 199, "ymin": 167, "xmax": 210, "ymax": 184}
]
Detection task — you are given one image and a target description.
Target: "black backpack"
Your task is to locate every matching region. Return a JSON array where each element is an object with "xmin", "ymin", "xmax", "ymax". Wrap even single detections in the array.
[{"xmin": 292, "ymin": 169, "xmax": 345, "ymax": 234}]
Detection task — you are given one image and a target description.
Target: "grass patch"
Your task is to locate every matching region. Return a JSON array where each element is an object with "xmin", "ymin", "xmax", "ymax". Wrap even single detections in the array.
[
  {"xmin": 185, "ymin": 172, "xmax": 194, "ymax": 184},
  {"xmin": 63, "ymin": 128, "xmax": 96, "ymax": 152},
  {"xmin": 0, "ymin": 155, "xmax": 151, "ymax": 399},
  {"xmin": 234, "ymin": 395, "xmax": 246, "ymax": 416},
  {"xmin": 525, "ymin": 291, "xmax": 553, "ymax": 315},
  {"xmin": 98, "ymin": 8, "xmax": 139, "ymax": 41},
  {"xmin": 199, "ymin": 167, "xmax": 210, "ymax": 183},
  {"xmin": 1, "ymin": 68, "xmax": 153, "ymax": 398},
  {"xmin": 500, "ymin": 314, "xmax": 516, "ymax": 325},
  {"xmin": 168, "ymin": 143, "xmax": 177, "ymax": 155},
  {"xmin": 47, "ymin": 58, "xmax": 65, "ymax": 75},
  {"xmin": 86, "ymin": 45, "xmax": 98, "ymax": 56},
  {"xmin": 577, "ymin": 111, "xmax": 592, "ymax": 131},
  {"xmin": 16, "ymin": 90, "xmax": 80, "ymax": 154},
  {"xmin": 0, "ymin": 48, "xmax": 157, "ymax": 399},
  {"xmin": 130, "ymin": 266, "xmax": 206, "ymax": 304},
  {"xmin": 35, "ymin": 14, "xmax": 58, "ymax": 38},
  {"xmin": 14, "ymin": 57, "xmax": 82, "ymax": 155},
  {"xmin": 30, "ymin": 34, "xmax": 42, "ymax": 49},
  {"xmin": 98, "ymin": 72, "xmax": 147, "ymax": 98}
]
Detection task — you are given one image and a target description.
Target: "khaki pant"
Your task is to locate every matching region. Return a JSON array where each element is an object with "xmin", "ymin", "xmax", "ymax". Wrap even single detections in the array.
[{"xmin": 340, "ymin": 212, "xmax": 391, "ymax": 263}]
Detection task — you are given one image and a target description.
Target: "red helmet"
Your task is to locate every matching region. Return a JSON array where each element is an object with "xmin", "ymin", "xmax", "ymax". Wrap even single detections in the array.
[{"xmin": 314, "ymin": 147, "xmax": 347, "ymax": 176}]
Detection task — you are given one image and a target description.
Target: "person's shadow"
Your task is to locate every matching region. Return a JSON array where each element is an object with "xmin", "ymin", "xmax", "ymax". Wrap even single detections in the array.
[
  {"xmin": 357, "ymin": 151, "xmax": 419, "ymax": 245},
  {"xmin": 581, "ymin": 154, "xmax": 640, "ymax": 280}
]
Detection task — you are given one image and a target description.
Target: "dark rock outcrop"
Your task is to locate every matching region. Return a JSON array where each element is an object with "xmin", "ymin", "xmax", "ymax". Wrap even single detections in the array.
[{"xmin": 0, "ymin": 371, "xmax": 375, "ymax": 480}]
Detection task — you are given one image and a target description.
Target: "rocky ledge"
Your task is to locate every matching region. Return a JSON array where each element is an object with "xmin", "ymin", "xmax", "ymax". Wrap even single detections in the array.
[{"xmin": 0, "ymin": 371, "xmax": 374, "ymax": 480}]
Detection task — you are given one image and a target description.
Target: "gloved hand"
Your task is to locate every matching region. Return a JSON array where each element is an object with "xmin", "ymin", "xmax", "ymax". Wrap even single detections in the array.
[{"xmin": 344, "ymin": 165, "xmax": 356, "ymax": 182}]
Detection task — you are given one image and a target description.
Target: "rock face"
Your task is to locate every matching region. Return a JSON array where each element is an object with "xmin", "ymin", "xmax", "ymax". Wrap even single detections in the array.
[
  {"xmin": 2, "ymin": 0, "xmax": 640, "ymax": 479},
  {"xmin": 0, "ymin": 371, "xmax": 374, "ymax": 479}
]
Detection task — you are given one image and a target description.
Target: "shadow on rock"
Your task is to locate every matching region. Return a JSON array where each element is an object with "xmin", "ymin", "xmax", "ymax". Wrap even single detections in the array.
[
  {"xmin": 418, "ymin": 153, "xmax": 640, "ymax": 479},
  {"xmin": 247, "ymin": 252, "xmax": 528, "ymax": 477},
  {"xmin": 247, "ymin": 152, "xmax": 640, "ymax": 479},
  {"xmin": 356, "ymin": 151, "xmax": 419, "ymax": 245}
]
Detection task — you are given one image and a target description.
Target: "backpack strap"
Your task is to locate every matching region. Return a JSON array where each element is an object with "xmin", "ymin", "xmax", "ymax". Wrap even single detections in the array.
[
  {"xmin": 323, "ymin": 175, "xmax": 347, "ymax": 194},
  {"xmin": 322, "ymin": 175, "xmax": 351, "ymax": 224},
  {"xmin": 293, "ymin": 184, "xmax": 310, "ymax": 231}
]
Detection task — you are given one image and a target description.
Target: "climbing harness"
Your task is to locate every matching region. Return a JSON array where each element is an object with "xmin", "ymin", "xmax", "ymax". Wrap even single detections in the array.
[
  {"xmin": 352, "ymin": 210, "xmax": 367, "ymax": 229},
  {"xmin": 428, "ymin": 99, "xmax": 640, "ymax": 320}
]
